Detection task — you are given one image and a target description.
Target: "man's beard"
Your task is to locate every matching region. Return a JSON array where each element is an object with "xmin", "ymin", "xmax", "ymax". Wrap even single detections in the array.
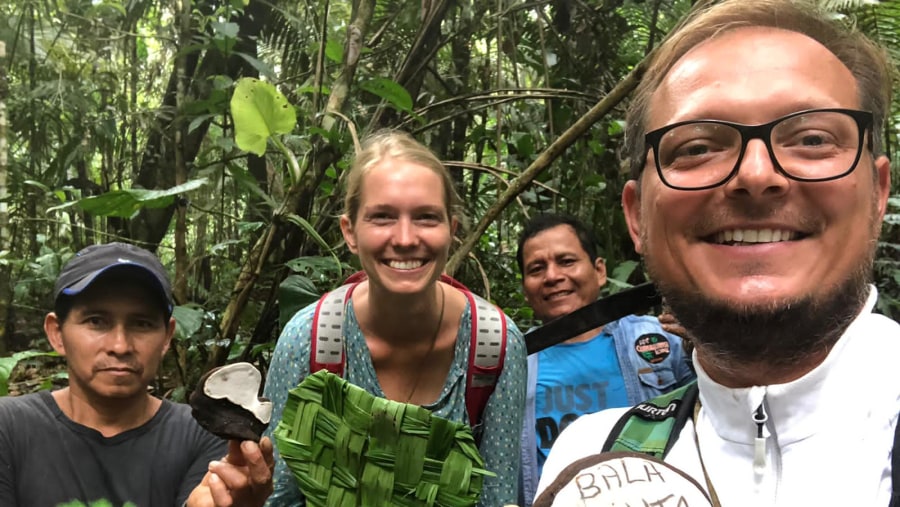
[{"xmin": 646, "ymin": 243, "xmax": 875, "ymax": 372}]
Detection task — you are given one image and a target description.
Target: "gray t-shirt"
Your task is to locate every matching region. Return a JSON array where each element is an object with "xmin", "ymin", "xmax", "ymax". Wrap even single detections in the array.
[{"xmin": 0, "ymin": 390, "xmax": 227, "ymax": 507}]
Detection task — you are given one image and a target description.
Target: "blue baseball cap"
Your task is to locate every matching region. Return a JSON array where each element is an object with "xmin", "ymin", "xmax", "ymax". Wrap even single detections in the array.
[{"xmin": 53, "ymin": 242, "xmax": 174, "ymax": 316}]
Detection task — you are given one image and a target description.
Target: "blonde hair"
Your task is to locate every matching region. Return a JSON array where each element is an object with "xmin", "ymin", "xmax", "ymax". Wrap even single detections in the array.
[
  {"xmin": 624, "ymin": 0, "xmax": 894, "ymax": 179},
  {"xmin": 343, "ymin": 130, "xmax": 467, "ymax": 228}
]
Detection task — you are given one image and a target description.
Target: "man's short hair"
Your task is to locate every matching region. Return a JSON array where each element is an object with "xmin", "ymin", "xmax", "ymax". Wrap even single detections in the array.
[
  {"xmin": 53, "ymin": 242, "xmax": 174, "ymax": 323},
  {"xmin": 516, "ymin": 214, "xmax": 601, "ymax": 274},
  {"xmin": 623, "ymin": 0, "xmax": 894, "ymax": 180}
]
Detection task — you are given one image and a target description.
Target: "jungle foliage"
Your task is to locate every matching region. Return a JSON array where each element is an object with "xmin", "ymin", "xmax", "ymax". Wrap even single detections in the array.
[{"xmin": 1, "ymin": 0, "xmax": 899, "ymax": 396}]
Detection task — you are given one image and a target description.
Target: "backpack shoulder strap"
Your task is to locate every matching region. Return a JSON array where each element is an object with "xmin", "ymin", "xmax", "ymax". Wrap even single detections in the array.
[
  {"xmin": 310, "ymin": 283, "xmax": 357, "ymax": 376},
  {"xmin": 601, "ymin": 381, "xmax": 699, "ymax": 459},
  {"xmin": 463, "ymin": 290, "xmax": 507, "ymax": 431},
  {"xmin": 311, "ymin": 276, "xmax": 508, "ymax": 436}
]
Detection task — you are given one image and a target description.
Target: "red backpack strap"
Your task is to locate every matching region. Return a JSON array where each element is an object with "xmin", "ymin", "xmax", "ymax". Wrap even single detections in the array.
[
  {"xmin": 343, "ymin": 270, "xmax": 368, "ymax": 285},
  {"xmin": 316, "ymin": 272, "xmax": 507, "ymax": 433},
  {"xmin": 309, "ymin": 283, "xmax": 357, "ymax": 376},
  {"xmin": 438, "ymin": 273, "xmax": 470, "ymax": 292},
  {"xmin": 464, "ymin": 290, "xmax": 507, "ymax": 431}
]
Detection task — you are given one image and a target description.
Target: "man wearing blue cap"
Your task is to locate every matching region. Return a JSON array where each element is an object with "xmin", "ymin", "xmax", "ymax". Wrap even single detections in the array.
[{"xmin": 0, "ymin": 242, "xmax": 274, "ymax": 507}]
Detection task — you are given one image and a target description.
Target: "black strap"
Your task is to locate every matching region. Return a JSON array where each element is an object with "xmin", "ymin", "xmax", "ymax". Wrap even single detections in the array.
[
  {"xmin": 601, "ymin": 382, "xmax": 699, "ymax": 459},
  {"xmin": 524, "ymin": 283, "xmax": 661, "ymax": 355},
  {"xmin": 601, "ymin": 408, "xmax": 639, "ymax": 453},
  {"xmin": 891, "ymin": 414, "xmax": 900, "ymax": 507}
]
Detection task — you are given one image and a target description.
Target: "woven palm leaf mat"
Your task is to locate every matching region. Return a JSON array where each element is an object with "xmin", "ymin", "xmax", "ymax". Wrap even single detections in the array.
[{"xmin": 273, "ymin": 370, "xmax": 494, "ymax": 507}]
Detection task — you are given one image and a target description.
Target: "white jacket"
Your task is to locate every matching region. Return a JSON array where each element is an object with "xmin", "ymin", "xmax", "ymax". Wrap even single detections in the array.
[{"xmin": 536, "ymin": 287, "xmax": 900, "ymax": 506}]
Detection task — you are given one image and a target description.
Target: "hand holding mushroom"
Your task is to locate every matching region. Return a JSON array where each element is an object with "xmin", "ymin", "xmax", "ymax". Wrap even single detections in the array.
[
  {"xmin": 186, "ymin": 363, "xmax": 275, "ymax": 507},
  {"xmin": 186, "ymin": 438, "xmax": 275, "ymax": 507}
]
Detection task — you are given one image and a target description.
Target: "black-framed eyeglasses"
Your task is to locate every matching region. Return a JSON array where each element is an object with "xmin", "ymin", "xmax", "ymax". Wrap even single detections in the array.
[{"xmin": 644, "ymin": 108, "xmax": 874, "ymax": 191}]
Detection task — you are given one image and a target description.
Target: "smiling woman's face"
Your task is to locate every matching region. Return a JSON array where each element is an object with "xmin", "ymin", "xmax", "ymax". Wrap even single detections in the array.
[{"xmin": 340, "ymin": 158, "xmax": 456, "ymax": 296}]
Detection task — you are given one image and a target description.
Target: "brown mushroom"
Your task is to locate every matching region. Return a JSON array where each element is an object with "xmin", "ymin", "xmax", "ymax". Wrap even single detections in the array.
[{"xmin": 189, "ymin": 362, "xmax": 273, "ymax": 442}]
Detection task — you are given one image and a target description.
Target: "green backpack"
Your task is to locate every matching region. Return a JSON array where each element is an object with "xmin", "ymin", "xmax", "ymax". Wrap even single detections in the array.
[{"xmin": 601, "ymin": 381, "xmax": 698, "ymax": 459}]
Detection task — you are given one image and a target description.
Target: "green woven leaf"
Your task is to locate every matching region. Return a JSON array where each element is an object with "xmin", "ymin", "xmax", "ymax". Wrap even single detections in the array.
[{"xmin": 274, "ymin": 370, "xmax": 493, "ymax": 507}]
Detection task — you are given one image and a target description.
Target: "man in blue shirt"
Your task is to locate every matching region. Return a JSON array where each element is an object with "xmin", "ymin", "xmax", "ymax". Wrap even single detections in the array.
[{"xmin": 517, "ymin": 214, "xmax": 695, "ymax": 506}]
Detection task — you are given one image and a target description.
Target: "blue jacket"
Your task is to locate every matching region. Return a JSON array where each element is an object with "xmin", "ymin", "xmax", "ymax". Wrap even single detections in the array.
[{"xmin": 519, "ymin": 314, "xmax": 696, "ymax": 506}]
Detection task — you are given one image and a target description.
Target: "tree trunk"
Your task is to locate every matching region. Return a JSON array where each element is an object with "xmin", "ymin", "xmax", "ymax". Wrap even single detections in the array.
[
  {"xmin": 173, "ymin": 0, "xmax": 192, "ymax": 303},
  {"xmin": 0, "ymin": 41, "xmax": 9, "ymax": 354}
]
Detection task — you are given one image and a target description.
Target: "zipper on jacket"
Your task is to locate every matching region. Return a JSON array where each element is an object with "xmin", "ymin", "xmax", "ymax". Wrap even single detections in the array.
[{"xmin": 753, "ymin": 402, "xmax": 768, "ymax": 494}]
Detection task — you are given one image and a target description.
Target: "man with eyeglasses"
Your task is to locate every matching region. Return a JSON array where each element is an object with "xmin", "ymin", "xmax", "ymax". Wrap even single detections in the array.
[{"xmin": 534, "ymin": 0, "xmax": 897, "ymax": 505}]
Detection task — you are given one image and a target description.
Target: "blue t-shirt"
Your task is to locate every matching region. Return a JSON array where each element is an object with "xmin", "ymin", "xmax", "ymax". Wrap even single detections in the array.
[{"xmin": 533, "ymin": 330, "xmax": 628, "ymax": 474}]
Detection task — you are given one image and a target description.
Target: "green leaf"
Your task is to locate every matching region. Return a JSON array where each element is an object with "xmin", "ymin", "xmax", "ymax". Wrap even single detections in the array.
[
  {"xmin": 284, "ymin": 214, "xmax": 329, "ymax": 249},
  {"xmin": 212, "ymin": 75, "xmax": 234, "ymax": 90},
  {"xmin": 188, "ymin": 113, "xmax": 216, "ymax": 134},
  {"xmin": 234, "ymin": 53, "xmax": 277, "ymax": 80},
  {"xmin": 226, "ymin": 165, "xmax": 278, "ymax": 209},
  {"xmin": 279, "ymin": 274, "xmax": 322, "ymax": 327},
  {"xmin": 231, "ymin": 78, "xmax": 297, "ymax": 156},
  {"xmin": 55, "ymin": 500, "xmax": 131, "ymax": 507},
  {"xmin": 607, "ymin": 120, "xmax": 625, "ymax": 137},
  {"xmin": 607, "ymin": 260, "xmax": 639, "ymax": 293},
  {"xmin": 210, "ymin": 21, "xmax": 240, "ymax": 54},
  {"xmin": 88, "ymin": 1, "xmax": 126, "ymax": 16},
  {"xmin": 172, "ymin": 305, "xmax": 205, "ymax": 342},
  {"xmin": 23, "ymin": 180, "xmax": 53, "ymax": 193},
  {"xmin": 324, "ymin": 40, "xmax": 344, "ymax": 63},
  {"xmin": 136, "ymin": 37, "xmax": 148, "ymax": 60},
  {"xmin": 211, "ymin": 21, "xmax": 239, "ymax": 39},
  {"xmin": 588, "ymin": 139, "xmax": 607, "ymax": 156},
  {"xmin": 214, "ymin": 137, "xmax": 236, "ymax": 151},
  {"xmin": 297, "ymin": 84, "xmax": 331, "ymax": 95},
  {"xmin": 611, "ymin": 260, "xmax": 638, "ymax": 281},
  {"xmin": 60, "ymin": 179, "xmax": 207, "ymax": 218},
  {"xmin": 514, "ymin": 133, "xmax": 534, "ymax": 159},
  {"xmin": 285, "ymin": 256, "xmax": 348, "ymax": 279},
  {"xmin": 284, "ymin": 213, "xmax": 343, "ymax": 282},
  {"xmin": 359, "ymin": 78, "xmax": 413, "ymax": 113}
]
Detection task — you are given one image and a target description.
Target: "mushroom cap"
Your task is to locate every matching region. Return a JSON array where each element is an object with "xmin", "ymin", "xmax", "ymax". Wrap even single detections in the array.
[
  {"xmin": 189, "ymin": 362, "xmax": 273, "ymax": 441},
  {"xmin": 201, "ymin": 362, "xmax": 273, "ymax": 423}
]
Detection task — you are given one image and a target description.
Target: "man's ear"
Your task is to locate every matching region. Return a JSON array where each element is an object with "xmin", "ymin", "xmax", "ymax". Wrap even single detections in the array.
[
  {"xmin": 340, "ymin": 214, "xmax": 358, "ymax": 254},
  {"xmin": 622, "ymin": 180, "xmax": 644, "ymax": 254},
  {"xmin": 44, "ymin": 313, "xmax": 66, "ymax": 356},
  {"xmin": 875, "ymin": 155, "xmax": 891, "ymax": 221},
  {"xmin": 594, "ymin": 256, "xmax": 608, "ymax": 288},
  {"xmin": 162, "ymin": 317, "xmax": 175, "ymax": 356}
]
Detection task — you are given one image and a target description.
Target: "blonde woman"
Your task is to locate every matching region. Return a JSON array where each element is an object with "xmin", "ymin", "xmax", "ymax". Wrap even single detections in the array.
[{"xmin": 264, "ymin": 130, "xmax": 526, "ymax": 506}]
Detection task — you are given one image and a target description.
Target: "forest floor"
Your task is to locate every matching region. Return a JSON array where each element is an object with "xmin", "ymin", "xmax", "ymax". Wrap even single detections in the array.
[{"xmin": 7, "ymin": 355, "xmax": 68, "ymax": 396}]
